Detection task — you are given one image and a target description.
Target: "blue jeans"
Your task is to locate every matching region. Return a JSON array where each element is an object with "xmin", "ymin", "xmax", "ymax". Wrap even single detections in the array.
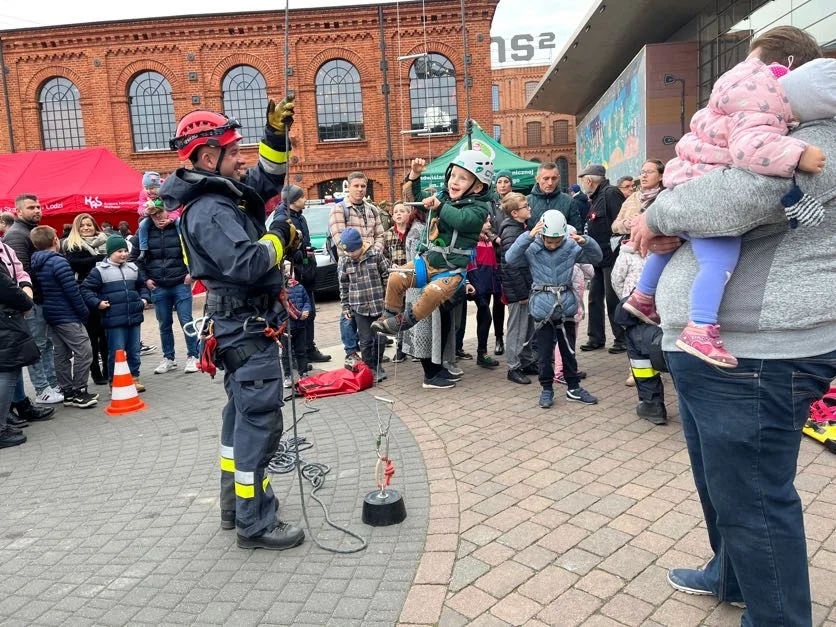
[
  {"xmin": 24, "ymin": 304, "xmax": 57, "ymax": 392},
  {"xmin": 152, "ymin": 283, "xmax": 198, "ymax": 360},
  {"xmin": 13, "ymin": 371, "xmax": 26, "ymax": 403},
  {"xmin": 137, "ymin": 218, "xmax": 150, "ymax": 250},
  {"xmin": 105, "ymin": 325, "xmax": 142, "ymax": 381},
  {"xmin": 0, "ymin": 369, "xmax": 20, "ymax": 431},
  {"xmin": 340, "ymin": 315, "xmax": 359, "ymax": 355},
  {"xmin": 666, "ymin": 349, "xmax": 836, "ymax": 626}
]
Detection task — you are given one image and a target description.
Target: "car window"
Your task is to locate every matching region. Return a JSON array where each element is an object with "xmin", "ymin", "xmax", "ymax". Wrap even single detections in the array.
[{"xmin": 305, "ymin": 205, "xmax": 331, "ymax": 236}]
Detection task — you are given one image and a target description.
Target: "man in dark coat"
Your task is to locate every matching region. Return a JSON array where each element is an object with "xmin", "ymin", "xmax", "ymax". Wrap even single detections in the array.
[
  {"xmin": 579, "ymin": 164, "xmax": 626, "ymax": 353},
  {"xmin": 2, "ymin": 194, "xmax": 61, "ymax": 402},
  {"xmin": 526, "ymin": 162, "xmax": 583, "ymax": 232}
]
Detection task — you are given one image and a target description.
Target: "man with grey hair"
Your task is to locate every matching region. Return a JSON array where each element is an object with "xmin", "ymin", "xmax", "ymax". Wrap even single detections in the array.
[
  {"xmin": 579, "ymin": 164, "xmax": 626, "ymax": 353},
  {"xmin": 616, "ymin": 176, "xmax": 635, "ymax": 197}
]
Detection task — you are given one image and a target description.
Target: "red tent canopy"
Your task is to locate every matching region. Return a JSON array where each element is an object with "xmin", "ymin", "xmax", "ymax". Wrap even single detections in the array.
[{"xmin": 0, "ymin": 148, "xmax": 143, "ymax": 229}]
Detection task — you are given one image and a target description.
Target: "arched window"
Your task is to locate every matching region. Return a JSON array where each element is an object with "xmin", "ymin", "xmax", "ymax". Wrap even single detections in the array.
[
  {"xmin": 222, "ymin": 65, "xmax": 268, "ymax": 145},
  {"xmin": 524, "ymin": 81, "xmax": 539, "ymax": 102},
  {"xmin": 128, "ymin": 71, "xmax": 176, "ymax": 152},
  {"xmin": 38, "ymin": 77, "xmax": 85, "ymax": 150},
  {"xmin": 409, "ymin": 53, "xmax": 457, "ymax": 134},
  {"xmin": 526, "ymin": 121, "xmax": 542, "ymax": 147},
  {"xmin": 556, "ymin": 157, "xmax": 569, "ymax": 191},
  {"xmin": 553, "ymin": 120, "xmax": 569, "ymax": 145},
  {"xmin": 315, "ymin": 59, "xmax": 364, "ymax": 142}
]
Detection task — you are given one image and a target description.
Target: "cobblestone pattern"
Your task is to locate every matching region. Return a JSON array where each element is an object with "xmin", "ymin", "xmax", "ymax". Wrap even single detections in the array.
[
  {"xmin": 374, "ymin": 312, "xmax": 836, "ymax": 627},
  {"xmin": 0, "ymin": 324, "xmax": 429, "ymax": 626}
]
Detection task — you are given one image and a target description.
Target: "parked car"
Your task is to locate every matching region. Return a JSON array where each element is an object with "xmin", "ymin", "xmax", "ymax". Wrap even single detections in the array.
[{"xmin": 266, "ymin": 203, "xmax": 338, "ymax": 297}]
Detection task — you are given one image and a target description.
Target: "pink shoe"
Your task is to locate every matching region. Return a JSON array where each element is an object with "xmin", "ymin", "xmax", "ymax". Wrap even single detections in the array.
[
  {"xmin": 675, "ymin": 322, "xmax": 738, "ymax": 368},
  {"xmin": 623, "ymin": 290, "xmax": 660, "ymax": 325}
]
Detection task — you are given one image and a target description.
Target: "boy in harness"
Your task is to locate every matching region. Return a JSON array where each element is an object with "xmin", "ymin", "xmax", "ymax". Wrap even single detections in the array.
[
  {"xmin": 372, "ymin": 150, "xmax": 494, "ymax": 335},
  {"xmin": 505, "ymin": 210, "xmax": 603, "ymax": 409}
]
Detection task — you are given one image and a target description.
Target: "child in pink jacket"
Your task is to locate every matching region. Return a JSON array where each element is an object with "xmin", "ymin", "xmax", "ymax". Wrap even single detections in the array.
[
  {"xmin": 625, "ymin": 32, "xmax": 831, "ymax": 369},
  {"xmin": 135, "ymin": 172, "xmax": 181, "ymax": 259}
]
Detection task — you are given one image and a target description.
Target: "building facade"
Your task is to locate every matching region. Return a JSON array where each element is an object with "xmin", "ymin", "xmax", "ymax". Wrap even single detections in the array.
[
  {"xmin": 491, "ymin": 66, "xmax": 576, "ymax": 189},
  {"xmin": 530, "ymin": 0, "xmax": 836, "ymax": 178},
  {"xmin": 0, "ymin": 0, "xmax": 499, "ymax": 203}
]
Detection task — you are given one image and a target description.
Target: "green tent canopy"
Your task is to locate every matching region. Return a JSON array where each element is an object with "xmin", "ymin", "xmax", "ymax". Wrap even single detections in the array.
[{"xmin": 419, "ymin": 123, "xmax": 540, "ymax": 193}]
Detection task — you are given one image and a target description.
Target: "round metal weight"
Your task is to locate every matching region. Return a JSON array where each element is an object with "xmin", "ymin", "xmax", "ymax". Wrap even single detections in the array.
[{"xmin": 362, "ymin": 488, "xmax": 407, "ymax": 526}]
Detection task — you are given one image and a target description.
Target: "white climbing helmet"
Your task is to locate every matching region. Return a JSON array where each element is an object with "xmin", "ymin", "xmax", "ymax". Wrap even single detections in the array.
[
  {"xmin": 447, "ymin": 149, "xmax": 495, "ymax": 186},
  {"xmin": 541, "ymin": 210, "xmax": 568, "ymax": 238}
]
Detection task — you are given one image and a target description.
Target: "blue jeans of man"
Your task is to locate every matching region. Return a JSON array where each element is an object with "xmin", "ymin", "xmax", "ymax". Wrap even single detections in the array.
[
  {"xmin": 13, "ymin": 371, "xmax": 26, "ymax": 403},
  {"xmin": 24, "ymin": 304, "xmax": 57, "ymax": 392},
  {"xmin": 0, "ymin": 369, "xmax": 20, "ymax": 432},
  {"xmin": 666, "ymin": 349, "xmax": 836, "ymax": 627},
  {"xmin": 152, "ymin": 283, "xmax": 198, "ymax": 360},
  {"xmin": 105, "ymin": 325, "xmax": 142, "ymax": 382},
  {"xmin": 340, "ymin": 315, "xmax": 359, "ymax": 355}
]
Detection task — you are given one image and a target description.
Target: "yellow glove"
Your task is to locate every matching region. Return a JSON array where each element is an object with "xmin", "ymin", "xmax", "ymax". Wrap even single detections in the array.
[
  {"xmin": 266, "ymin": 96, "xmax": 295, "ymax": 134},
  {"xmin": 285, "ymin": 222, "xmax": 301, "ymax": 255}
]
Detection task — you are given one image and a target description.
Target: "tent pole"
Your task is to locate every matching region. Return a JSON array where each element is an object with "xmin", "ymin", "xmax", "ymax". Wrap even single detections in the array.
[{"xmin": 0, "ymin": 38, "xmax": 15, "ymax": 153}]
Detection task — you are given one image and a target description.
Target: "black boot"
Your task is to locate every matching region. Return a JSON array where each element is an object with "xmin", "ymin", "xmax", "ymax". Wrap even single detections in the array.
[
  {"xmin": 507, "ymin": 369, "xmax": 531, "ymax": 385},
  {"xmin": 636, "ymin": 401, "xmax": 667, "ymax": 425},
  {"xmin": 7, "ymin": 413, "xmax": 28, "ymax": 428},
  {"xmin": 307, "ymin": 347, "xmax": 332, "ymax": 363},
  {"xmin": 494, "ymin": 337, "xmax": 505, "ymax": 356},
  {"xmin": 237, "ymin": 521, "xmax": 305, "ymax": 550},
  {"xmin": 477, "ymin": 352, "xmax": 499, "ymax": 368},
  {"xmin": 11, "ymin": 398, "xmax": 55, "ymax": 422},
  {"xmin": 0, "ymin": 426, "xmax": 26, "ymax": 448}
]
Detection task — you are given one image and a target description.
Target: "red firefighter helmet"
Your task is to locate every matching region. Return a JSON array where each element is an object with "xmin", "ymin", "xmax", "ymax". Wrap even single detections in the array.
[{"xmin": 169, "ymin": 110, "xmax": 243, "ymax": 161}]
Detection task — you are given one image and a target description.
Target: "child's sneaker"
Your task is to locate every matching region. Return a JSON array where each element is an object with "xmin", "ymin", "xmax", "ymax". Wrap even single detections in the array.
[
  {"xmin": 67, "ymin": 388, "xmax": 98, "ymax": 409},
  {"xmin": 675, "ymin": 322, "xmax": 738, "ymax": 368},
  {"xmin": 554, "ymin": 373, "xmax": 567, "ymax": 385},
  {"xmin": 184, "ymin": 356, "xmax": 199, "ymax": 373},
  {"xmin": 392, "ymin": 349, "xmax": 407, "ymax": 363},
  {"xmin": 344, "ymin": 352, "xmax": 361, "ymax": 368},
  {"xmin": 437, "ymin": 368, "xmax": 462, "ymax": 382},
  {"xmin": 566, "ymin": 387, "xmax": 598, "ymax": 405},
  {"xmin": 623, "ymin": 290, "xmax": 660, "ymax": 325},
  {"xmin": 423, "ymin": 375, "xmax": 456, "ymax": 389},
  {"xmin": 539, "ymin": 388, "xmax": 554, "ymax": 409}
]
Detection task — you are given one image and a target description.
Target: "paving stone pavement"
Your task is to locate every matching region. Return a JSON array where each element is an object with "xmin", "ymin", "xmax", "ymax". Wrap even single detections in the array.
[
  {"xmin": 3, "ymin": 293, "xmax": 836, "ymax": 626},
  {"xmin": 0, "ymin": 300, "xmax": 429, "ymax": 626}
]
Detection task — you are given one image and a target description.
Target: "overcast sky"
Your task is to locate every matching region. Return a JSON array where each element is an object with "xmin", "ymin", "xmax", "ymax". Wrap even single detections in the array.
[{"xmin": 0, "ymin": 0, "xmax": 596, "ymax": 66}]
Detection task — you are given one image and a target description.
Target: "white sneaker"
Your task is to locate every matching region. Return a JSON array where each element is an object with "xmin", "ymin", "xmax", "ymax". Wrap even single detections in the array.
[
  {"xmin": 443, "ymin": 361, "xmax": 463, "ymax": 376},
  {"xmin": 36, "ymin": 387, "xmax": 64, "ymax": 404},
  {"xmin": 283, "ymin": 375, "xmax": 292, "ymax": 388},
  {"xmin": 154, "ymin": 358, "xmax": 178, "ymax": 374},
  {"xmin": 184, "ymin": 356, "xmax": 199, "ymax": 373}
]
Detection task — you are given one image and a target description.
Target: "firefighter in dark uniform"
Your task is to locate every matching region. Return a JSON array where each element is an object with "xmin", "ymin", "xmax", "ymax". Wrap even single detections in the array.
[
  {"xmin": 160, "ymin": 98, "xmax": 305, "ymax": 550},
  {"xmin": 614, "ymin": 298, "xmax": 668, "ymax": 425}
]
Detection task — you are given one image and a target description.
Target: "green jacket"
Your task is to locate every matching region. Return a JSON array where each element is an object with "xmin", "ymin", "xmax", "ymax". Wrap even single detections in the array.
[{"xmin": 416, "ymin": 187, "xmax": 491, "ymax": 269}]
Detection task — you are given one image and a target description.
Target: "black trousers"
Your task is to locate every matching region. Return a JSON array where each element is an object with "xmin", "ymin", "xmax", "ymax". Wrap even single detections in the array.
[
  {"xmin": 86, "ymin": 309, "xmax": 108, "ymax": 379},
  {"xmin": 535, "ymin": 320, "xmax": 579, "ymax": 390},
  {"xmin": 354, "ymin": 312, "xmax": 386, "ymax": 371},
  {"xmin": 303, "ymin": 286, "xmax": 316, "ymax": 354},
  {"xmin": 587, "ymin": 265, "xmax": 624, "ymax": 346},
  {"xmin": 281, "ymin": 326, "xmax": 308, "ymax": 376}
]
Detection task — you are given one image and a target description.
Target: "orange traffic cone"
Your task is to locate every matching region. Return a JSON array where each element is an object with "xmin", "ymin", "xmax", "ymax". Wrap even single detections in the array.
[{"xmin": 105, "ymin": 349, "xmax": 147, "ymax": 416}]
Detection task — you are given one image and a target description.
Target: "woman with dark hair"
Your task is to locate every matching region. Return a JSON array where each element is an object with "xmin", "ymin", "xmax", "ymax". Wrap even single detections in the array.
[{"xmin": 62, "ymin": 213, "xmax": 109, "ymax": 385}]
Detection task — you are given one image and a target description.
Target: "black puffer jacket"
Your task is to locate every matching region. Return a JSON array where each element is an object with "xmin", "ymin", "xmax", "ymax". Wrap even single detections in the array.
[
  {"xmin": 498, "ymin": 216, "xmax": 532, "ymax": 304},
  {"xmin": 0, "ymin": 264, "xmax": 38, "ymax": 372},
  {"xmin": 585, "ymin": 178, "xmax": 626, "ymax": 268},
  {"xmin": 131, "ymin": 221, "xmax": 188, "ymax": 287}
]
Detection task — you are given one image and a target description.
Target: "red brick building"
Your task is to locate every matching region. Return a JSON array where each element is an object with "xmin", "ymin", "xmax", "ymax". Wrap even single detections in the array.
[
  {"xmin": 491, "ymin": 65, "xmax": 576, "ymax": 189},
  {"xmin": 0, "ymin": 0, "xmax": 499, "ymax": 202}
]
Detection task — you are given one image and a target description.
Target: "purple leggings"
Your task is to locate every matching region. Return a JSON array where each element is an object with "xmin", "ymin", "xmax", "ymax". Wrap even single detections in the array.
[{"xmin": 636, "ymin": 236, "xmax": 742, "ymax": 325}]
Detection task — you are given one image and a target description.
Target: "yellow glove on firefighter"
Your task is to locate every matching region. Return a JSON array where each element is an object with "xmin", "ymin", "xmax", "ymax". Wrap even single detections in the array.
[{"xmin": 266, "ymin": 96, "xmax": 295, "ymax": 134}]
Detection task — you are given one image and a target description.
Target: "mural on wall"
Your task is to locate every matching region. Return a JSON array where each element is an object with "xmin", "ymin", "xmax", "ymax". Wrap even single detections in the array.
[{"xmin": 577, "ymin": 48, "xmax": 646, "ymax": 182}]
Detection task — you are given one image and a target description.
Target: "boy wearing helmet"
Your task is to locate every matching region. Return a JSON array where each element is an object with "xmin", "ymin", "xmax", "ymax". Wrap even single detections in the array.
[
  {"xmin": 505, "ymin": 209, "xmax": 603, "ymax": 409},
  {"xmin": 372, "ymin": 150, "xmax": 495, "ymax": 335}
]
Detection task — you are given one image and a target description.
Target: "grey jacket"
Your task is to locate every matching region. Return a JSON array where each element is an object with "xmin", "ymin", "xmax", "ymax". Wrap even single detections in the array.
[{"xmin": 646, "ymin": 118, "xmax": 836, "ymax": 359}]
